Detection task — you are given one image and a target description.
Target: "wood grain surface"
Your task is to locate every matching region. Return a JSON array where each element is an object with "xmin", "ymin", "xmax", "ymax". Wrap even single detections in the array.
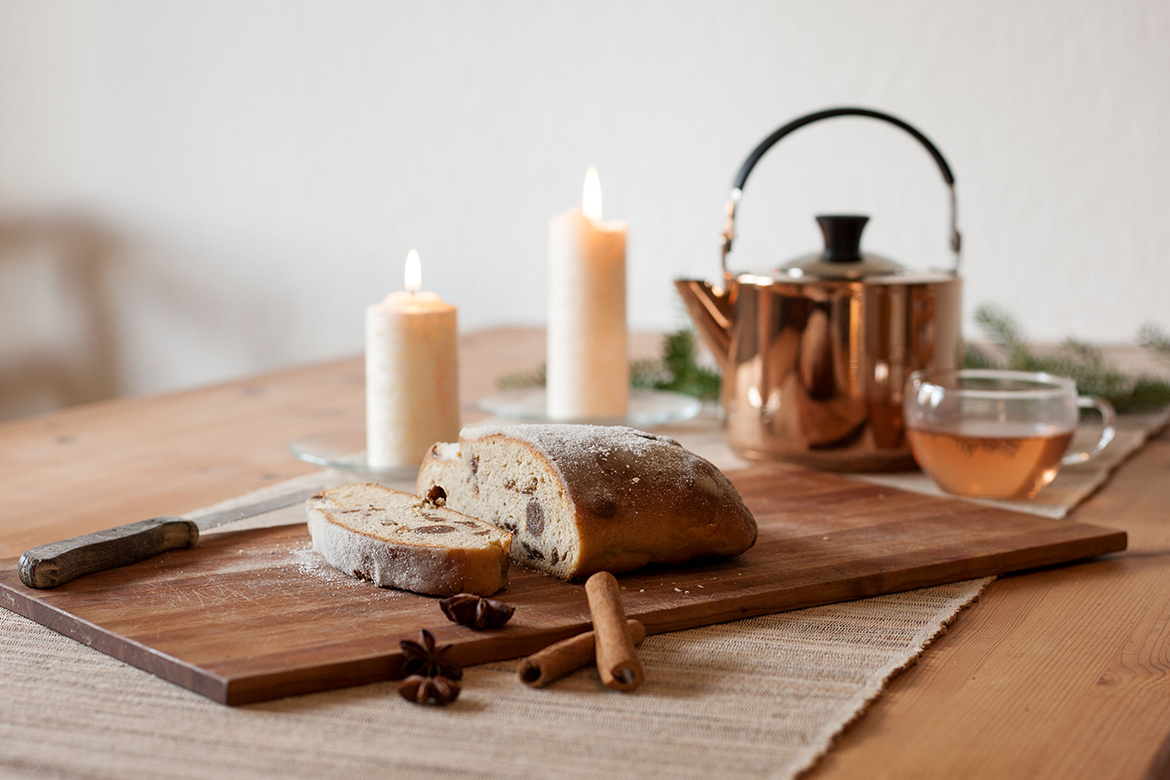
[
  {"xmin": 0, "ymin": 463, "xmax": 1124, "ymax": 705},
  {"xmin": 0, "ymin": 327, "xmax": 1166, "ymax": 776},
  {"xmin": 811, "ymin": 431, "xmax": 1170, "ymax": 780}
]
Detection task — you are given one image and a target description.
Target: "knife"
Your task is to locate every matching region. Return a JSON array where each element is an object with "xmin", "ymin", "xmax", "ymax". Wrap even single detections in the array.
[{"xmin": 17, "ymin": 485, "xmax": 326, "ymax": 589}]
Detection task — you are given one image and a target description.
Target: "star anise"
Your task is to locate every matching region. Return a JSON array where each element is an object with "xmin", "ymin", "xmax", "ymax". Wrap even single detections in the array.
[
  {"xmin": 397, "ymin": 674, "xmax": 460, "ymax": 706},
  {"xmin": 439, "ymin": 593, "xmax": 516, "ymax": 631},
  {"xmin": 399, "ymin": 629, "xmax": 462, "ymax": 680}
]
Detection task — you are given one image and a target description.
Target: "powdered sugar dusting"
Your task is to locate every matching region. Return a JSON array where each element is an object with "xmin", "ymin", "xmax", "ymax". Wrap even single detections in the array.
[
  {"xmin": 431, "ymin": 442, "xmax": 461, "ymax": 461},
  {"xmin": 290, "ymin": 546, "xmax": 393, "ymax": 593},
  {"xmin": 461, "ymin": 424, "xmax": 681, "ymax": 460}
]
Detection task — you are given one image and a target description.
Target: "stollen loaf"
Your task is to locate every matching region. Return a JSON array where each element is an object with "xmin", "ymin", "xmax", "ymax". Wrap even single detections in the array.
[{"xmin": 416, "ymin": 424, "xmax": 757, "ymax": 580}]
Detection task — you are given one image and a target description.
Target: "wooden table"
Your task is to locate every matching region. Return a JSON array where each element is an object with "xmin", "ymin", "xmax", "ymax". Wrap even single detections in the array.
[{"xmin": 1, "ymin": 328, "xmax": 1167, "ymax": 778}]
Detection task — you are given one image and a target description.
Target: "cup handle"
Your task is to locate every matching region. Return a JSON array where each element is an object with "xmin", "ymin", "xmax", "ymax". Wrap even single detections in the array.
[{"xmin": 1061, "ymin": 396, "xmax": 1117, "ymax": 465}]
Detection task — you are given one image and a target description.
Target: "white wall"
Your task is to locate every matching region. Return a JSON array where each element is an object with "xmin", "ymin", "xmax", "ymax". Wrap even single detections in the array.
[{"xmin": 0, "ymin": 0, "xmax": 1167, "ymax": 399}]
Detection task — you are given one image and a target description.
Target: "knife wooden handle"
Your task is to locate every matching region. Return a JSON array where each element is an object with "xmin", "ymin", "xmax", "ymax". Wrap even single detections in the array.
[{"xmin": 17, "ymin": 517, "xmax": 200, "ymax": 589}]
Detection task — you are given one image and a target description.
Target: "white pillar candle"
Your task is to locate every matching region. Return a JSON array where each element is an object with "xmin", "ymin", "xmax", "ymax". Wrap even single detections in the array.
[
  {"xmin": 547, "ymin": 167, "xmax": 629, "ymax": 419},
  {"xmin": 366, "ymin": 249, "xmax": 460, "ymax": 469}
]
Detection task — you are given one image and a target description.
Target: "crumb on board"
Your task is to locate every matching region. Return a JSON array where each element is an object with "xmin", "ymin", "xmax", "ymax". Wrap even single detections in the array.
[{"xmin": 289, "ymin": 547, "xmax": 388, "ymax": 593}]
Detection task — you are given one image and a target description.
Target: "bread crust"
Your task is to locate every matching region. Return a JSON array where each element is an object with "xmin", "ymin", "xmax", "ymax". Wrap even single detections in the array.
[
  {"xmin": 417, "ymin": 425, "xmax": 757, "ymax": 579},
  {"xmin": 306, "ymin": 483, "xmax": 511, "ymax": 597}
]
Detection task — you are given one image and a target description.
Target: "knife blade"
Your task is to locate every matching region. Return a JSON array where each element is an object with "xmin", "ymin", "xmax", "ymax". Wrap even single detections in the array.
[{"xmin": 17, "ymin": 484, "xmax": 327, "ymax": 589}]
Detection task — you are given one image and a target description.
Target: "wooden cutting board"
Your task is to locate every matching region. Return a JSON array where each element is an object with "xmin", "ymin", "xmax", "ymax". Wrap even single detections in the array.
[{"xmin": 0, "ymin": 464, "xmax": 1125, "ymax": 705}]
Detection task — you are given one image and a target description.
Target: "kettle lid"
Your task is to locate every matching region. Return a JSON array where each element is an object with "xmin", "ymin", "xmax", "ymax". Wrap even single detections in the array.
[{"xmin": 775, "ymin": 214, "xmax": 903, "ymax": 281}]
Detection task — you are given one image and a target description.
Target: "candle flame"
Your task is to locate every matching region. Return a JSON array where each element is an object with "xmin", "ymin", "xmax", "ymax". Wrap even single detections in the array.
[
  {"xmin": 404, "ymin": 249, "xmax": 421, "ymax": 293},
  {"xmin": 582, "ymin": 167, "xmax": 602, "ymax": 222}
]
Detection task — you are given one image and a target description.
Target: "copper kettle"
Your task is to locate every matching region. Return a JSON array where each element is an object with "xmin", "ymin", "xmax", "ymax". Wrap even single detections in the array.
[{"xmin": 676, "ymin": 107, "xmax": 963, "ymax": 472}]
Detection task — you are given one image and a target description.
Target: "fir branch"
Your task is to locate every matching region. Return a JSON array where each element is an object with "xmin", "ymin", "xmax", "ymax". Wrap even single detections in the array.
[
  {"xmin": 651, "ymin": 329, "xmax": 722, "ymax": 401},
  {"xmin": 973, "ymin": 304, "xmax": 1026, "ymax": 348},
  {"xmin": 1138, "ymin": 322, "xmax": 1170, "ymax": 358},
  {"xmin": 962, "ymin": 342, "xmax": 996, "ymax": 370},
  {"xmin": 1060, "ymin": 337, "xmax": 1106, "ymax": 372},
  {"xmin": 630, "ymin": 358, "xmax": 670, "ymax": 389},
  {"xmin": 967, "ymin": 304, "xmax": 1170, "ymax": 413},
  {"xmin": 496, "ymin": 363, "xmax": 546, "ymax": 391}
]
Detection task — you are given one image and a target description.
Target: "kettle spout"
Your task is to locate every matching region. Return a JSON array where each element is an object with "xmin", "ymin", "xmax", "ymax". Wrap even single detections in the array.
[{"xmin": 674, "ymin": 278, "xmax": 734, "ymax": 367}]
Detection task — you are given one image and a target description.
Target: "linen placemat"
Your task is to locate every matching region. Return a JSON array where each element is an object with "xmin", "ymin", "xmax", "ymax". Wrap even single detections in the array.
[
  {"xmin": 1, "ymin": 410, "xmax": 1162, "ymax": 779},
  {"xmin": 0, "ymin": 578, "xmax": 988, "ymax": 780}
]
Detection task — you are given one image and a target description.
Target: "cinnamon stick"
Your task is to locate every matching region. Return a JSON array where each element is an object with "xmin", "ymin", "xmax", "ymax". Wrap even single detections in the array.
[
  {"xmin": 517, "ymin": 619, "xmax": 646, "ymax": 688},
  {"xmin": 584, "ymin": 571, "xmax": 644, "ymax": 692}
]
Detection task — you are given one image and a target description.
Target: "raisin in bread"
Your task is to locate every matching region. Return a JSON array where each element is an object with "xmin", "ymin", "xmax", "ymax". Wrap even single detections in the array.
[
  {"xmin": 307, "ymin": 483, "xmax": 511, "ymax": 596},
  {"xmin": 416, "ymin": 424, "xmax": 757, "ymax": 579}
]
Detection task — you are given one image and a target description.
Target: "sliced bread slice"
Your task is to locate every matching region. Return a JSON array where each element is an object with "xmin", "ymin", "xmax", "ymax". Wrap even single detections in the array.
[{"xmin": 306, "ymin": 483, "xmax": 512, "ymax": 597}]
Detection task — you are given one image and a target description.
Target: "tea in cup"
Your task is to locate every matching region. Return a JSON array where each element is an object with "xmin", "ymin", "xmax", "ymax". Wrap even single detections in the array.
[{"xmin": 903, "ymin": 370, "xmax": 1116, "ymax": 499}]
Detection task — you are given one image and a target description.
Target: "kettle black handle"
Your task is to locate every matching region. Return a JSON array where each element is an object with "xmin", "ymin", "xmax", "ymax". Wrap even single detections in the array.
[{"xmin": 721, "ymin": 106, "xmax": 961, "ymax": 276}]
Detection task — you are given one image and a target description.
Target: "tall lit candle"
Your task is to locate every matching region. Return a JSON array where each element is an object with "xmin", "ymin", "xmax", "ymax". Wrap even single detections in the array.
[
  {"xmin": 366, "ymin": 249, "xmax": 460, "ymax": 469},
  {"xmin": 547, "ymin": 167, "xmax": 629, "ymax": 419}
]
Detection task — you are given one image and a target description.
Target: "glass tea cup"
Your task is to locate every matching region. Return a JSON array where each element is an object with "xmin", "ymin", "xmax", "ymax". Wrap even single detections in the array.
[{"xmin": 903, "ymin": 369, "xmax": 1116, "ymax": 500}]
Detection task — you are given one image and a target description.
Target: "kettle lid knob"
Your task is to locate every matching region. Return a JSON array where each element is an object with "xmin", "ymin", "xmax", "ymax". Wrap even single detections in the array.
[{"xmin": 816, "ymin": 215, "xmax": 869, "ymax": 263}]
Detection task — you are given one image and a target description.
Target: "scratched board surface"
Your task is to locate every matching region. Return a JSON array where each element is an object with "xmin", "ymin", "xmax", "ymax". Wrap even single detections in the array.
[{"xmin": 0, "ymin": 464, "xmax": 1125, "ymax": 704}]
